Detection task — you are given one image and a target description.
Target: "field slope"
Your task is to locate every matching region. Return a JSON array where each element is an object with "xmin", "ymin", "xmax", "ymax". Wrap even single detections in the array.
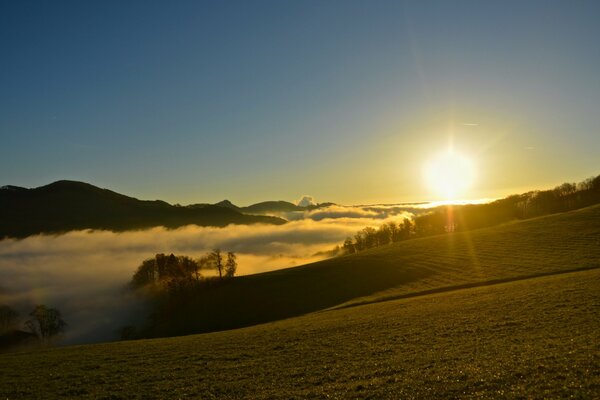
[
  {"xmin": 1, "ymin": 205, "xmax": 599, "ymax": 398},
  {"xmin": 150, "ymin": 204, "xmax": 600, "ymax": 336},
  {"xmin": 1, "ymin": 268, "xmax": 598, "ymax": 399}
]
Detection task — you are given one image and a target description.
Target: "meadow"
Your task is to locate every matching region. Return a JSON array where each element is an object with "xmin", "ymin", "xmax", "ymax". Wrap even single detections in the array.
[
  {"xmin": 146, "ymin": 204, "xmax": 600, "ymax": 336},
  {"xmin": 0, "ymin": 269, "xmax": 597, "ymax": 399},
  {"xmin": 0, "ymin": 205, "xmax": 598, "ymax": 398}
]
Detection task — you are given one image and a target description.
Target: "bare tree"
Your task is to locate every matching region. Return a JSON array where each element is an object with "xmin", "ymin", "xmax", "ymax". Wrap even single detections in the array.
[
  {"xmin": 225, "ymin": 252, "xmax": 237, "ymax": 278},
  {"xmin": 0, "ymin": 305, "xmax": 18, "ymax": 334},
  {"xmin": 210, "ymin": 249, "xmax": 224, "ymax": 279}
]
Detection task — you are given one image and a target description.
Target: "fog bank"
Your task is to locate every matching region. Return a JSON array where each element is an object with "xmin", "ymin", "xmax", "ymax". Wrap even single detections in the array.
[{"xmin": 0, "ymin": 204, "xmax": 419, "ymax": 345}]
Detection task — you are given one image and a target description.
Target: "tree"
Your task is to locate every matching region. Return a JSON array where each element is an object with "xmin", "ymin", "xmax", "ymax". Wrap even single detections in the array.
[
  {"xmin": 131, "ymin": 258, "xmax": 158, "ymax": 288},
  {"xmin": 342, "ymin": 237, "xmax": 355, "ymax": 254},
  {"xmin": 376, "ymin": 224, "xmax": 392, "ymax": 246},
  {"xmin": 400, "ymin": 218, "xmax": 412, "ymax": 240},
  {"xmin": 118, "ymin": 325, "xmax": 137, "ymax": 341},
  {"xmin": 225, "ymin": 252, "xmax": 237, "ymax": 278},
  {"xmin": 388, "ymin": 222, "xmax": 400, "ymax": 242},
  {"xmin": 0, "ymin": 305, "xmax": 18, "ymax": 334},
  {"xmin": 353, "ymin": 232, "xmax": 365, "ymax": 252},
  {"xmin": 210, "ymin": 249, "xmax": 224, "ymax": 279},
  {"xmin": 25, "ymin": 305, "xmax": 66, "ymax": 342},
  {"xmin": 362, "ymin": 227, "xmax": 377, "ymax": 249},
  {"xmin": 131, "ymin": 254, "xmax": 203, "ymax": 288}
]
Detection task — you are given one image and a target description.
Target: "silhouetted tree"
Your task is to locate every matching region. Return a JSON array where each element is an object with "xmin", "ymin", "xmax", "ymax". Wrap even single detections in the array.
[
  {"xmin": 353, "ymin": 232, "xmax": 365, "ymax": 252},
  {"xmin": 197, "ymin": 255, "xmax": 212, "ymax": 275},
  {"xmin": 362, "ymin": 227, "xmax": 377, "ymax": 249},
  {"xmin": 0, "ymin": 305, "xmax": 18, "ymax": 334},
  {"xmin": 376, "ymin": 224, "xmax": 392, "ymax": 246},
  {"xmin": 132, "ymin": 258, "xmax": 158, "ymax": 287},
  {"xmin": 118, "ymin": 325, "xmax": 137, "ymax": 341},
  {"xmin": 25, "ymin": 305, "xmax": 66, "ymax": 342},
  {"xmin": 400, "ymin": 218, "xmax": 412, "ymax": 239},
  {"xmin": 335, "ymin": 174, "xmax": 600, "ymax": 256},
  {"xmin": 343, "ymin": 237, "xmax": 355, "ymax": 254},
  {"xmin": 131, "ymin": 254, "xmax": 202, "ymax": 288},
  {"xmin": 225, "ymin": 252, "xmax": 237, "ymax": 278},
  {"xmin": 211, "ymin": 249, "xmax": 224, "ymax": 279}
]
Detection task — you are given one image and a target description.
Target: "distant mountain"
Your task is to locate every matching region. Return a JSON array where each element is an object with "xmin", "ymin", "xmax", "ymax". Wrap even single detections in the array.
[
  {"xmin": 213, "ymin": 200, "xmax": 240, "ymax": 211},
  {"xmin": 242, "ymin": 201, "xmax": 304, "ymax": 214},
  {"xmin": 209, "ymin": 200, "xmax": 336, "ymax": 215},
  {"xmin": 0, "ymin": 180, "xmax": 286, "ymax": 239}
]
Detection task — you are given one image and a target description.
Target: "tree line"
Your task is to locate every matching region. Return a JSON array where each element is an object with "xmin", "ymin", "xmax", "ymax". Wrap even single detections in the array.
[
  {"xmin": 124, "ymin": 249, "xmax": 239, "ymax": 340},
  {"xmin": 342, "ymin": 219, "xmax": 413, "ymax": 254},
  {"xmin": 340, "ymin": 174, "xmax": 600, "ymax": 254},
  {"xmin": 131, "ymin": 249, "xmax": 238, "ymax": 290}
]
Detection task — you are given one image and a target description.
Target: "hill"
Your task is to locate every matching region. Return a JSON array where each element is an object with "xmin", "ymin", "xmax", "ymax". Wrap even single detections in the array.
[
  {"xmin": 145, "ymin": 204, "xmax": 600, "ymax": 337},
  {"xmin": 1, "ymin": 204, "xmax": 598, "ymax": 398},
  {"xmin": 208, "ymin": 199, "xmax": 336, "ymax": 215},
  {"xmin": 241, "ymin": 200, "xmax": 305, "ymax": 214},
  {"xmin": 1, "ymin": 267, "xmax": 597, "ymax": 398},
  {"xmin": 0, "ymin": 180, "xmax": 286, "ymax": 238}
]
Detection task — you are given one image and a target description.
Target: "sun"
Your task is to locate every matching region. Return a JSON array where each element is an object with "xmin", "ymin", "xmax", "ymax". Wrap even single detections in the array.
[{"xmin": 424, "ymin": 149, "xmax": 476, "ymax": 200}]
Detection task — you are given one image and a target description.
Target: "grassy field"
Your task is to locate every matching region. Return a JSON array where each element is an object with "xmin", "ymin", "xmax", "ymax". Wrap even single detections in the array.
[
  {"xmin": 1, "ymin": 205, "xmax": 599, "ymax": 398},
  {"xmin": 1, "ymin": 268, "xmax": 598, "ymax": 399},
  {"xmin": 152, "ymin": 204, "xmax": 600, "ymax": 335}
]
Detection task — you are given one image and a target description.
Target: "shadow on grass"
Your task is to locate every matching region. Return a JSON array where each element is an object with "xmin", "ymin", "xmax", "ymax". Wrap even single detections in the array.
[{"xmin": 149, "ymin": 252, "xmax": 431, "ymax": 337}]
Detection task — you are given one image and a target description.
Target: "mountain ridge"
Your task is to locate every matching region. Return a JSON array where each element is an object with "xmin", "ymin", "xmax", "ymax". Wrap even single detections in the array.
[{"xmin": 0, "ymin": 180, "xmax": 286, "ymax": 238}]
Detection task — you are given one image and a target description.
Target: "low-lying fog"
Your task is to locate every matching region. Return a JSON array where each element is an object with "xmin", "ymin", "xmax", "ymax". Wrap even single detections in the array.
[{"xmin": 0, "ymin": 203, "xmax": 419, "ymax": 345}]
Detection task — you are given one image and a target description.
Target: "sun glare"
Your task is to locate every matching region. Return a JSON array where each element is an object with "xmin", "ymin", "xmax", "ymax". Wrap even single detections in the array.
[{"xmin": 424, "ymin": 149, "xmax": 475, "ymax": 200}]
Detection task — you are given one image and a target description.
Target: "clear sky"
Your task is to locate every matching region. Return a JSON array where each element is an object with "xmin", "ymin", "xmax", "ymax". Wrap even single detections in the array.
[{"xmin": 1, "ymin": 1, "xmax": 599, "ymax": 205}]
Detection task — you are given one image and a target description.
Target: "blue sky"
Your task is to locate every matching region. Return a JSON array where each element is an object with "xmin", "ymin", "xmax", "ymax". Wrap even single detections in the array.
[{"xmin": 1, "ymin": 1, "xmax": 599, "ymax": 204}]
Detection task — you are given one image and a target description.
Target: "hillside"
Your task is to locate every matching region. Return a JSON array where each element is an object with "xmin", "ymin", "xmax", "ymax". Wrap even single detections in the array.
[
  {"xmin": 0, "ymin": 181, "xmax": 286, "ymax": 238},
  {"xmin": 241, "ymin": 200, "xmax": 305, "ymax": 214},
  {"xmin": 146, "ymin": 204, "xmax": 600, "ymax": 337},
  {"xmin": 207, "ymin": 199, "xmax": 336, "ymax": 215},
  {"xmin": 1, "ymin": 268, "xmax": 597, "ymax": 399}
]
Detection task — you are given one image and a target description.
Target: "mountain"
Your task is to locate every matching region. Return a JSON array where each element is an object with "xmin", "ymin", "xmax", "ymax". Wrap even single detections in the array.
[
  {"xmin": 241, "ymin": 200, "xmax": 304, "ymax": 214},
  {"xmin": 210, "ymin": 200, "xmax": 337, "ymax": 215},
  {"xmin": 213, "ymin": 199, "xmax": 240, "ymax": 210},
  {"xmin": 0, "ymin": 180, "xmax": 286, "ymax": 238}
]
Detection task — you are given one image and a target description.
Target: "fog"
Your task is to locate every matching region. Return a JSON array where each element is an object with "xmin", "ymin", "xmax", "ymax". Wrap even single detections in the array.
[{"xmin": 0, "ymin": 203, "xmax": 419, "ymax": 345}]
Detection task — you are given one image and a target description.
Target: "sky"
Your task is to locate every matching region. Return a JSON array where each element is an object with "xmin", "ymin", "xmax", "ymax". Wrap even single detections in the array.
[{"xmin": 1, "ymin": 0, "xmax": 599, "ymax": 205}]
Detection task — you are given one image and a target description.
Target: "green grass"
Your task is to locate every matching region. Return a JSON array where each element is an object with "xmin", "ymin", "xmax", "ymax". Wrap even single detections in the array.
[
  {"xmin": 1, "ymin": 205, "xmax": 599, "ymax": 398},
  {"xmin": 152, "ymin": 204, "xmax": 600, "ymax": 335},
  {"xmin": 1, "ymin": 269, "xmax": 598, "ymax": 399}
]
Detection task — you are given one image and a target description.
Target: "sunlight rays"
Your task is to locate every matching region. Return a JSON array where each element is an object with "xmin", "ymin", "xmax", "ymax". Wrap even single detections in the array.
[{"xmin": 424, "ymin": 148, "xmax": 476, "ymax": 200}]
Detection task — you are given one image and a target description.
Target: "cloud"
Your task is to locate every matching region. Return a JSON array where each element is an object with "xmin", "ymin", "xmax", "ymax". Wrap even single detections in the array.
[
  {"xmin": 280, "ymin": 204, "xmax": 417, "ymax": 222},
  {"xmin": 303, "ymin": 205, "xmax": 380, "ymax": 220},
  {"xmin": 296, "ymin": 195, "xmax": 316, "ymax": 207},
  {"xmin": 0, "ymin": 210, "xmax": 416, "ymax": 345},
  {"xmin": 0, "ymin": 195, "xmax": 500, "ymax": 346}
]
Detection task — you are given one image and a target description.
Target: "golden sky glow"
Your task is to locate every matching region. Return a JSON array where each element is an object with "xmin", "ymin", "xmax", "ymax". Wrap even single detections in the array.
[
  {"xmin": 424, "ymin": 149, "xmax": 475, "ymax": 200},
  {"xmin": 1, "ymin": 2, "xmax": 598, "ymax": 205}
]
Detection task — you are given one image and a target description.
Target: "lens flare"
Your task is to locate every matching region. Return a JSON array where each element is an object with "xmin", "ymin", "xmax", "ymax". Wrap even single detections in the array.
[{"xmin": 424, "ymin": 150, "xmax": 475, "ymax": 200}]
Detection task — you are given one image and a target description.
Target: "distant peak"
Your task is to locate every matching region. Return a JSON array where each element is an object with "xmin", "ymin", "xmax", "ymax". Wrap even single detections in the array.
[
  {"xmin": 45, "ymin": 180, "xmax": 94, "ymax": 187},
  {"xmin": 37, "ymin": 180, "xmax": 106, "ymax": 192},
  {"xmin": 215, "ymin": 199, "xmax": 239, "ymax": 209}
]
